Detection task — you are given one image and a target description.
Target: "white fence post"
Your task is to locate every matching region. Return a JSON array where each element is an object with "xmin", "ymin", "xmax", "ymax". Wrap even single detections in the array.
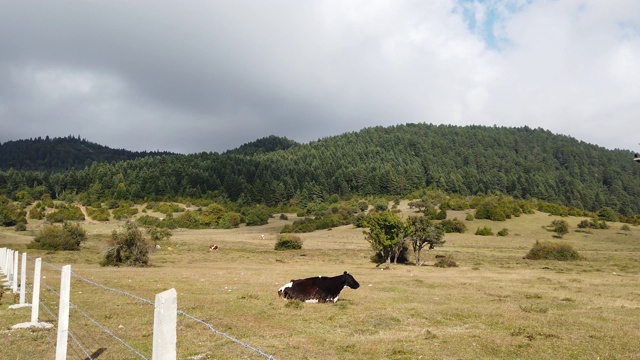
[
  {"xmin": 4, "ymin": 249, "xmax": 13, "ymax": 287},
  {"xmin": 31, "ymin": 258, "xmax": 43, "ymax": 323},
  {"xmin": 9, "ymin": 253, "xmax": 31, "ymax": 310},
  {"xmin": 12, "ymin": 251, "xmax": 19, "ymax": 293},
  {"xmin": 152, "ymin": 288, "xmax": 177, "ymax": 360},
  {"xmin": 55, "ymin": 265, "xmax": 71, "ymax": 360},
  {"xmin": 0, "ymin": 247, "xmax": 6, "ymax": 274},
  {"xmin": 19, "ymin": 252, "xmax": 27, "ymax": 304},
  {"xmin": 12, "ymin": 258, "xmax": 53, "ymax": 329}
]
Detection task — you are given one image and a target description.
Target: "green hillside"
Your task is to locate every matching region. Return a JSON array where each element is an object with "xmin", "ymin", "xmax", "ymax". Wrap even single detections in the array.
[{"xmin": 0, "ymin": 124, "xmax": 638, "ymax": 215}]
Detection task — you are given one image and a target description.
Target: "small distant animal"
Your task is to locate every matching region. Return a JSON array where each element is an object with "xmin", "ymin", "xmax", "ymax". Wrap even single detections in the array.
[
  {"xmin": 278, "ymin": 271, "xmax": 360, "ymax": 303},
  {"xmin": 209, "ymin": 244, "xmax": 219, "ymax": 251},
  {"xmin": 261, "ymin": 234, "xmax": 265, "ymax": 239}
]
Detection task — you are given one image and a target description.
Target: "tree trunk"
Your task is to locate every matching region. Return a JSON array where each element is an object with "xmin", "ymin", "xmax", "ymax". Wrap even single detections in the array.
[
  {"xmin": 385, "ymin": 256, "xmax": 391, "ymax": 269},
  {"xmin": 415, "ymin": 250, "xmax": 421, "ymax": 266}
]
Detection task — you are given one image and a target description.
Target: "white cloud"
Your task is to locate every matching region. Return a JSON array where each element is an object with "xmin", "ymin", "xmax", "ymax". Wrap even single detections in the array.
[{"xmin": 0, "ymin": 0, "xmax": 639, "ymax": 152}]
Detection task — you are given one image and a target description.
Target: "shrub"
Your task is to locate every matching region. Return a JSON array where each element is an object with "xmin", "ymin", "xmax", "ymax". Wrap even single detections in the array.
[
  {"xmin": 87, "ymin": 206, "xmax": 110, "ymax": 221},
  {"xmin": 524, "ymin": 241, "xmax": 582, "ymax": 261},
  {"xmin": 14, "ymin": 222, "xmax": 27, "ymax": 232},
  {"xmin": 0, "ymin": 197, "xmax": 27, "ymax": 226},
  {"xmin": 46, "ymin": 204, "xmax": 84, "ymax": 223},
  {"xmin": 621, "ymin": 224, "xmax": 631, "ymax": 232},
  {"xmin": 439, "ymin": 218, "xmax": 467, "ymax": 233},
  {"xmin": 137, "ymin": 215, "xmax": 161, "ymax": 227},
  {"xmin": 279, "ymin": 213, "xmax": 289, "ymax": 220},
  {"xmin": 497, "ymin": 228, "xmax": 509, "ymax": 237},
  {"xmin": 147, "ymin": 227, "xmax": 172, "ymax": 243},
  {"xmin": 434, "ymin": 255, "xmax": 458, "ymax": 268},
  {"xmin": 549, "ymin": 219, "xmax": 569, "ymax": 238},
  {"xmin": 465, "ymin": 213, "xmax": 474, "ymax": 221},
  {"xmin": 28, "ymin": 205, "xmax": 45, "ymax": 220},
  {"xmin": 101, "ymin": 221, "xmax": 150, "ymax": 267},
  {"xmin": 218, "ymin": 212, "xmax": 242, "ymax": 228},
  {"xmin": 475, "ymin": 226, "xmax": 494, "ymax": 236},
  {"xmin": 374, "ymin": 202, "xmax": 389, "ymax": 212},
  {"xmin": 28, "ymin": 222, "xmax": 87, "ymax": 251},
  {"xmin": 435, "ymin": 209, "xmax": 447, "ymax": 220},
  {"xmin": 275, "ymin": 234, "xmax": 303, "ymax": 250},
  {"xmin": 112, "ymin": 206, "xmax": 139, "ymax": 220}
]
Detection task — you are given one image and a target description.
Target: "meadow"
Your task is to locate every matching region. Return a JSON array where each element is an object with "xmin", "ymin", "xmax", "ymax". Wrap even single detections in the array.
[{"xmin": 1, "ymin": 203, "xmax": 640, "ymax": 359}]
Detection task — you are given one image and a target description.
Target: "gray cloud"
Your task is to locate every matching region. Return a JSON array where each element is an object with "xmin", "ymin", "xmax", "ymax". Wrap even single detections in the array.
[{"xmin": 1, "ymin": 1, "xmax": 639, "ymax": 153}]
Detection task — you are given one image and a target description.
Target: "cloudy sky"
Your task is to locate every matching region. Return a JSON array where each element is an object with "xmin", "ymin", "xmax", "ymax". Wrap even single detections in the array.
[{"xmin": 1, "ymin": 0, "xmax": 639, "ymax": 154}]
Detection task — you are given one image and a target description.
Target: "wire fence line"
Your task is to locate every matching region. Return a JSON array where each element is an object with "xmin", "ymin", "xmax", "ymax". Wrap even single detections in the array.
[{"xmin": 9, "ymin": 259, "xmax": 278, "ymax": 359}]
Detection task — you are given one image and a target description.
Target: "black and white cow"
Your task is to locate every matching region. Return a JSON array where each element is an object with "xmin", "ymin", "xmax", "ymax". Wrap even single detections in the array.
[{"xmin": 277, "ymin": 271, "xmax": 360, "ymax": 303}]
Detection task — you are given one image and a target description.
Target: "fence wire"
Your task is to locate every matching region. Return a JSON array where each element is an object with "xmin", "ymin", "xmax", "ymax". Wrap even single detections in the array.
[{"xmin": 40, "ymin": 260, "xmax": 277, "ymax": 359}]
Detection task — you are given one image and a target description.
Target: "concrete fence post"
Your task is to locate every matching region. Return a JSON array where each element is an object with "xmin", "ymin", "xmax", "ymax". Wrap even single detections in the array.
[
  {"xmin": 55, "ymin": 265, "xmax": 71, "ymax": 360},
  {"xmin": 31, "ymin": 258, "xmax": 43, "ymax": 323},
  {"xmin": 19, "ymin": 252, "xmax": 27, "ymax": 304},
  {"xmin": 5, "ymin": 249, "xmax": 13, "ymax": 287},
  {"xmin": 152, "ymin": 288, "xmax": 177, "ymax": 360},
  {"xmin": 12, "ymin": 251, "xmax": 19, "ymax": 293},
  {"xmin": 12, "ymin": 258, "xmax": 53, "ymax": 329},
  {"xmin": 9, "ymin": 252, "xmax": 31, "ymax": 310},
  {"xmin": 0, "ymin": 248, "xmax": 6, "ymax": 274}
]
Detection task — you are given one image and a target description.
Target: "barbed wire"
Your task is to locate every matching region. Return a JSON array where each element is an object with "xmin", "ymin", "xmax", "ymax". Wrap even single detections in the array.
[
  {"xmin": 23, "ymin": 259, "xmax": 278, "ymax": 359},
  {"xmin": 41, "ymin": 281, "xmax": 148, "ymax": 360},
  {"xmin": 177, "ymin": 310, "xmax": 277, "ymax": 360}
]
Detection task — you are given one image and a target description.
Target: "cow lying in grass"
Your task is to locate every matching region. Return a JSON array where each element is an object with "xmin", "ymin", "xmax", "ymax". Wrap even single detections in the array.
[{"xmin": 278, "ymin": 271, "xmax": 360, "ymax": 303}]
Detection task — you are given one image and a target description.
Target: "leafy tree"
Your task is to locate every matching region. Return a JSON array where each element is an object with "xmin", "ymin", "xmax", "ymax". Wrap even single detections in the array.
[
  {"xmin": 363, "ymin": 210, "xmax": 405, "ymax": 269},
  {"xmin": 550, "ymin": 219, "xmax": 569, "ymax": 238},
  {"xmin": 406, "ymin": 216, "xmax": 445, "ymax": 266}
]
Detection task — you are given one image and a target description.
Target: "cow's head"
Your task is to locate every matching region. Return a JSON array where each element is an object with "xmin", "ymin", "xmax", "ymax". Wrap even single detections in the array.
[{"xmin": 343, "ymin": 271, "xmax": 360, "ymax": 289}]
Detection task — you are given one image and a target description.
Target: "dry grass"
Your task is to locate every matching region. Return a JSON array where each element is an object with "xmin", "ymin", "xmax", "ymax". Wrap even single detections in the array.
[{"xmin": 1, "ymin": 203, "xmax": 640, "ymax": 359}]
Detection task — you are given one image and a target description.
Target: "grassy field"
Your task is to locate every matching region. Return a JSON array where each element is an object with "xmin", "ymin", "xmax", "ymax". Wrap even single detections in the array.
[{"xmin": 1, "ymin": 203, "xmax": 640, "ymax": 359}]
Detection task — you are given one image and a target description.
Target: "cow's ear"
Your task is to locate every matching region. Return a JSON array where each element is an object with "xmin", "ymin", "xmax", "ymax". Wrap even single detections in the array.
[{"xmin": 344, "ymin": 271, "xmax": 348, "ymax": 275}]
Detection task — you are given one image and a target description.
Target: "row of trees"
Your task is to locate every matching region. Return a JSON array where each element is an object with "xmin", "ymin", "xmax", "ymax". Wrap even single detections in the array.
[{"xmin": 0, "ymin": 124, "xmax": 639, "ymax": 216}]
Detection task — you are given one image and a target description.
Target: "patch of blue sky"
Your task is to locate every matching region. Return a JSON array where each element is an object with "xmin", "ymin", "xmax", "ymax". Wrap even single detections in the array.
[{"xmin": 455, "ymin": 0, "xmax": 532, "ymax": 50}]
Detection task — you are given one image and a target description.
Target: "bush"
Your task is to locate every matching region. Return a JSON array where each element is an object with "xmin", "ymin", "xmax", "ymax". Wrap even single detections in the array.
[
  {"xmin": 28, "ymin": 204, "xmax": 45, "ymax": 220},
  {"xmin": 15, "ymin": 222, "xmax": 27, "ymax": 231},
  {"xmin": 621, "ymin": 224, "xmax": 631, "ymax": 232},
  {"xmin": 374, "ymin": 202, "xmax": 389, "ymax": 212},
  {"xmin": 434, "ymin": 255, "xmax": 458, "ymax": 268},
  {"xmin": 439, "ymin": 218, "xmax": 467, "ymax": 233},
  {"xmin": 475, "ymin": 226, "xmax": 494, "ymax": 236},
  {"xmin": 112, "ymin": 206, "xmax": 139, "ymax": 220},
  {"xmin": 279, "ymin": 213, "xmax": 289, "ymax": 220},
  {"xmin": 46, "ymin": 204, "xmax": 84, "ymax": 223},
  {"xmin": 0, "ymin": 197, "xmax": 27, "ymax": 226},
  {"xmin": 497, "ymin": 228, "xmax": 509, "ymax": 237},
  {"xmin": 28, "ymin": 222, "xmax": 87, "ymax": 251},
  {"xmin": 524, "ymin": 241, "xmax": 582, "ymax": 261},
  {"xmin": 465, "ymin": 213, "xmax": 474, "ymax": 221},
  {"xmin": 101, "ymin": 221, "xmax": 150, "ymax": 267},
  {"xmin": 549, "ymin": 219, "xmax": 569, "ymax": 238},
  {"xmin": 275, "ymin": 234, "xmax": 303, "ymax": 250},
  {"xmin": 87, "ymin": 206, "xmax": 110, "ymax": 221},
  {"xmin": 137, "ymin": 215, "xmax": 162, "ymax": 227}
]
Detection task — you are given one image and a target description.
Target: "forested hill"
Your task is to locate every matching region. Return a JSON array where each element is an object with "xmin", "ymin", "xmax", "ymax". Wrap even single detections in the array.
[
  {"xmin": 0, "ymin": 135, "xmax": 176, "ymax": 171},
  {"xmin": 1, "ymin": 124, "xmax": 639, "ymax": 215}
]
